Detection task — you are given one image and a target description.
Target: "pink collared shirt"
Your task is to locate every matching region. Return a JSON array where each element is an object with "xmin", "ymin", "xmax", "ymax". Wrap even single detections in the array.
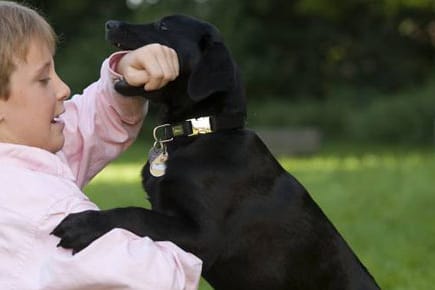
[{"xmin": 0, "ymin": 54, "xmax": 202, "ymax": 290}]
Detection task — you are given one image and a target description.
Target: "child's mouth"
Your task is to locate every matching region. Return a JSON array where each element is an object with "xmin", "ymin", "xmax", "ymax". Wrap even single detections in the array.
[
  {"xmin": 51, "ymin": 114, "xmax": 64, "ymax": 124},
  {"xmin": 51, "ymin": 110, "xmax": 65, "ymax": 124}
]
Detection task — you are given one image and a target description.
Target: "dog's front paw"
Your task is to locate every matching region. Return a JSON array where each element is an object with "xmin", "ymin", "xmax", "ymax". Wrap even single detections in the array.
[{"xmin": 51, "ymin": 210, "xmax": 111, "ymax": 254}]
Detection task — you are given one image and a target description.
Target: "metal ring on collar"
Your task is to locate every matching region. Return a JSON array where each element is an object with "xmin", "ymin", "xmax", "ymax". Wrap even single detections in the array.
[{"xmin": 153, "ymin": 123, "xmax": 174, "ymax": 143}]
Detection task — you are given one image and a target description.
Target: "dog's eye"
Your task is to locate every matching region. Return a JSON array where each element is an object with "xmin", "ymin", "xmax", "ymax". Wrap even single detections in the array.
[{"xmin": 159, "ymin": 21, "xmax": 168, "ymax": 31}]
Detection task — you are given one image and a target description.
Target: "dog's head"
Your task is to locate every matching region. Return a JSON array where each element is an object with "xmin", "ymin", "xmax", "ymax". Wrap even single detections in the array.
[{"xmin": 106, "ymin": 14, "xmax": 245, "ymax": 122}]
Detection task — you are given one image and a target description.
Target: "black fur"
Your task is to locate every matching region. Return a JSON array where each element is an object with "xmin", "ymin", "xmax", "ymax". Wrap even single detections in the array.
[{"xmin": 53, "ymin": 15, "xmax": 380, "ymax": 290}]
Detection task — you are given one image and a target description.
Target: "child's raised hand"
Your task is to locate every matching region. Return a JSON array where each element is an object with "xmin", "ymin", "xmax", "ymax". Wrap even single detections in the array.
[{"xmin": 116, "ymin": 44, "xmax": 179, "ymax": 92}]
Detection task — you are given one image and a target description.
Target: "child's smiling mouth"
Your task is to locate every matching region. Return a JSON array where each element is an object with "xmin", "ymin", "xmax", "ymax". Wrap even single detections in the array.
[{"xmin": 51, "ymin": 111, "xmax": 65, "ymax": 124}]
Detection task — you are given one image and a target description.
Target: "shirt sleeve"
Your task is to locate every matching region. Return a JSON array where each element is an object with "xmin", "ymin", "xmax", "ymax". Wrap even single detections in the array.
[
  {"xmin": 39, "ymin": 198, "xmax": 202, "ymax": 290},
  {"xmin": 60, "ymin": 52, "xmax": 148, "ymax": 189},
  {"xmin": 41, "ymin": 229, "xmax": 202, "ymax": 290}
]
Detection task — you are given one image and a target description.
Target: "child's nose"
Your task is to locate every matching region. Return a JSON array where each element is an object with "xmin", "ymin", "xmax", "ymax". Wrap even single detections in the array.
[{"xmin": 55, "ymin": 76, "xmax": 71, "ymax": 101}]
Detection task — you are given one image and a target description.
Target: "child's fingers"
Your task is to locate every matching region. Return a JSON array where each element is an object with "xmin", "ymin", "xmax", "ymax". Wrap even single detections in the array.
[
  {"xmin": 117, "ymin": 44, "xmax": 179, "ymax": 91},
  {"xmin": 143, "ymin": 45, "xmax": 179, "ymax": 91},
  {"xmin": 143, "ymin": 55, "xmax": 166, "ymax": 91},
  {"xmin": 163, "ymin": 46, "xmax": 179, "ymax": 80},
  {"xmin": 122, "ymin": 67, "xmax": 150, "ymax": 87}
]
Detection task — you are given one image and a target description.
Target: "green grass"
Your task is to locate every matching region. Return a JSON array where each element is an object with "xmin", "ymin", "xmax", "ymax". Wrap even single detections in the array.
[{"xmin": 85, "ymin": 139, "xmax": 435, "ymax": 290}]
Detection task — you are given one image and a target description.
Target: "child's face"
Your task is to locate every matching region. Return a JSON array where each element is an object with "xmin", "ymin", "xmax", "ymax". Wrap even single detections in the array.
[{"xmin": 0, "ymin": 39, "xmax": 70, "ymax": 153}]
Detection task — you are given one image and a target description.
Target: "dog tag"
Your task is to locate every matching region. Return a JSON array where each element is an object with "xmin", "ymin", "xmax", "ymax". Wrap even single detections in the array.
[
  {"xmin": 150, "ymin": 152, "xmax": 168, "ymax": 177},
  {"xmin": 148, "ymin": 145, "xmax": 162, "ymax": 164},
  {"xmin": 148, "ymin": 144, "xmax": 168, "ymax": 177}
]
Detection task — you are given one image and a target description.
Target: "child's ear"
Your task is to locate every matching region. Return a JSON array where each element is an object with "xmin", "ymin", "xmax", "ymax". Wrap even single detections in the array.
[{"xmin": 187, "ymin": 41, "xmax": 235, "ymax": 102}]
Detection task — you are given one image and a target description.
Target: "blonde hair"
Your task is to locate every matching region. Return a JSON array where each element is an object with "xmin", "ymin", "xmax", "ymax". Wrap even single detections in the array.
[{"xmin": 0, "ymin": 1, "xmax": 57, "ymax": 99}]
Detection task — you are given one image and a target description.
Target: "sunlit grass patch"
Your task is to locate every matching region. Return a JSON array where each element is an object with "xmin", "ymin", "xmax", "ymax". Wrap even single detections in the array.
[
  {"xmin": 89, "ymin": 163, "xmax": 143, "ymax": 183},
  {"xmin": 85, "ymin": 162, "xmax": 148, "ymax": 209}
]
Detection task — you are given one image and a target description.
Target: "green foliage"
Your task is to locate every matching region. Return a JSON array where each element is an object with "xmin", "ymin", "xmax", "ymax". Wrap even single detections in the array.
[
  {"xmin": 86, "ymin": 140, "xmax": 435, "ymax": 290},
  {"xmin": 27, "ymin": 0, "xmax": 435, "ymax": 98},
  {"xmin": 248, "ymin": 79, "xmax": 435, "ymax": 145},
  {"xmin": 24, "ymin": 0, "xmax": 435, "ymax": 144},
  {"xmin": 348, "ymin": 87, "xmax": 435, "ymax": 144}
]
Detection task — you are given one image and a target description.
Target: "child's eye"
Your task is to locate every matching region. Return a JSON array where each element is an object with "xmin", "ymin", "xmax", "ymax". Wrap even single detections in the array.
[{"xmin": 39, "ymin": 78, "xmax": 51, "ymax": 85}]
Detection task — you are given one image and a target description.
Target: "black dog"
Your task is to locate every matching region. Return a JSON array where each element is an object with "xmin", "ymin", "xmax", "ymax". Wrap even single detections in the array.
[{"xmin": 53, "ymin": 15, "xmax": 381, "ymax": 290}]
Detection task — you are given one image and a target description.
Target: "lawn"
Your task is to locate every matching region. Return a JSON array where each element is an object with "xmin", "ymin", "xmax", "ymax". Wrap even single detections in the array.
[{"xmin": 85, "ymin": 138, "xmax": 435, "ymax": 290}]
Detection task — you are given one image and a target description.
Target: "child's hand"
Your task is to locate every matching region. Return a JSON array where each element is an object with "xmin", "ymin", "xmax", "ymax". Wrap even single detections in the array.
[{"xmin": 116, "ymin": 44, "xmax": 179, "ymax": 91}]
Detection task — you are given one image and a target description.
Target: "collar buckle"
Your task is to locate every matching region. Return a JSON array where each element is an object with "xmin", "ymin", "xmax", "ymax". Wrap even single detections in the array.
[{"xmin": 188, "ymin": 117, "xmax": 212, "ymax": 136}]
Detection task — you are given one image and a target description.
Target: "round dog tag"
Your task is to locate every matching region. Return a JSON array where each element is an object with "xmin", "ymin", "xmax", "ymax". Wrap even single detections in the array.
[
  {"xmin": 150, "ymin": 152, "xmax": 168, "ymax": 177},
  {"xmin": 148, "ymin": 145, "xmax": 162, "ymax": 164}
]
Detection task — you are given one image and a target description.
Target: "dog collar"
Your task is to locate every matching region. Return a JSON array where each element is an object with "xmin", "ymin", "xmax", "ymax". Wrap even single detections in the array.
[{"xmin": 153, "ymin": 115, "xmax": 246, "ymax": 143}]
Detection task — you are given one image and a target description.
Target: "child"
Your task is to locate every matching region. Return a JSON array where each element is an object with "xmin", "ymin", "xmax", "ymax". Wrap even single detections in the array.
[{"xmin": 0, "ymin": 1, "xmax": 202, "ymax": 289}]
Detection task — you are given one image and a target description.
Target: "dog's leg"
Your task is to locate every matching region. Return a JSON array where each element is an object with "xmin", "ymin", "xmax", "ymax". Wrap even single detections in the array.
[{"xmin": 52, "ymin": 207, "xmax": 214, "ymax": 260}]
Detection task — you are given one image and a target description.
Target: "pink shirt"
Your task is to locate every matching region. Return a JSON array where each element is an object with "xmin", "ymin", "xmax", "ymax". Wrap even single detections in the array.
[{"xmin": 0, "ymin": 55, "xmax": 202, "ymax": 290}]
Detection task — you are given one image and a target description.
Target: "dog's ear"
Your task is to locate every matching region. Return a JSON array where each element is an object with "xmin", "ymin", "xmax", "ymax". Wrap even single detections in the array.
[{"xmin": 188, "ymin": 39, "xmax": 235, "ymax": 101}]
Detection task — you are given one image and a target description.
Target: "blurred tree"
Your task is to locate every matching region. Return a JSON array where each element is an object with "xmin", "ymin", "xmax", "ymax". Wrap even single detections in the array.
[
  {"xmin": 25, "ymin": 0, "xmax": 435, "ymax": 102},
  {"xmin": 127, "ymin": 0, "xmax": 435, "ymax": 101}
]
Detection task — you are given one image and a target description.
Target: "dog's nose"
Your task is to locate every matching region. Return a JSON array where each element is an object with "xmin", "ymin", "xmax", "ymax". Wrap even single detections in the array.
[{"xmin": 105, "ymin": 20, "xmax": 120, "ymax": 31}]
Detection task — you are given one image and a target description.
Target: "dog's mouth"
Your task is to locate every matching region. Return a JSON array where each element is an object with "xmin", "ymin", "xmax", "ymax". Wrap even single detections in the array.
[
  {"xmin": 109, "ymin": 40, "xmax": 133, "ymax": 50},
  {"xmin": 106, "ymin": 30, "xmax": 136, "ymax": 50}
]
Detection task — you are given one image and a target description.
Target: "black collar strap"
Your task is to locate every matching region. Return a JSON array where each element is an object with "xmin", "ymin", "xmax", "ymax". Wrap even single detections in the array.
[{"xmin": 153, "ymin": 115, "xmax": 246, "ymax": 143}]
